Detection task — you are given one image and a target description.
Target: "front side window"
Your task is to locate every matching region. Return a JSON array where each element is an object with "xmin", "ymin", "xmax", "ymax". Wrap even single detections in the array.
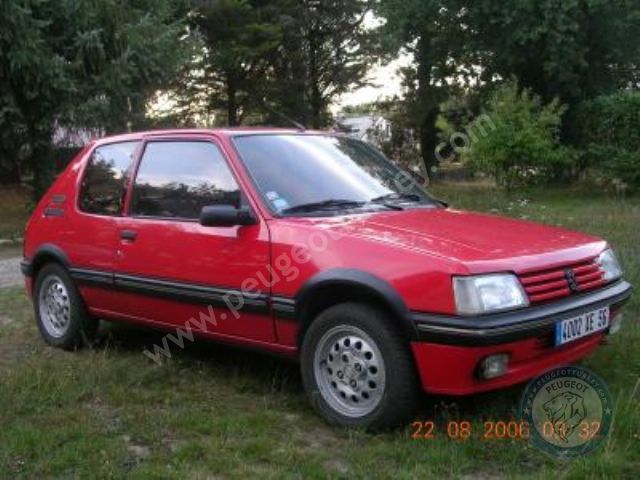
[
  {"xmin": 233, "ymin": 134, "xmax": 437, "ymax": 216},
  {"xmin": 79, "ymin": 141, "xmax": 139, "ymax": 215},
  {"xmin": 131, "ymin": 141, "xmax": 240, "ymax": 219}
]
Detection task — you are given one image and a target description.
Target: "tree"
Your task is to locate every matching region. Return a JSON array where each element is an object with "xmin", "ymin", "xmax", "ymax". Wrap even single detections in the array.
[
  {"xmin": 179, "ymin": 0, "xmax": 375, "ymax": 129},
  {"xmin": 182, "ymin": 0, "xmax": 282, "ymax": 126},
  {"xmin": 468, "ymin": 0, "xmax": 640, "ymax": 112},
  {"xmin": 466, "ymin": 82, "xmax": 576, "ymax": 188},
  {"xmin": 279, "ymin": 0, "xmax": 374, "ymax": 128},
  {"xmin": 574, "ymin": 92, "xmax": 640, "ymax": 189},
  {"xmin": 376, "ymin": 1, "xmax": 475, "ymax": 176},
  {"xmin": 0, "ymin": 0, "xmax": 188, "ymax": 197}
]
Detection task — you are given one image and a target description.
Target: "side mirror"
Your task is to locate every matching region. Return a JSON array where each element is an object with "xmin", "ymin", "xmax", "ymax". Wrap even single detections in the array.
[{"xmin": 199, "ymin": 205, "xmax": 257, "ymax": 227}]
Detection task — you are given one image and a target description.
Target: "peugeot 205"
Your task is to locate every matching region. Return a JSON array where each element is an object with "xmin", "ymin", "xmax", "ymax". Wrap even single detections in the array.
[{"xmin": 21, "ymin": 129, "xmax": 633, "ymax": 429}]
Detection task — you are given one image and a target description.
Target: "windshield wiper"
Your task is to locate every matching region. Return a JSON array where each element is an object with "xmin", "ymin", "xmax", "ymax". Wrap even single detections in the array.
[
  {"xmin": 281, "ymin": 199, "xmax": 366, "ymax": 214},
  {"xmin": 369, "ymin": 192, "xmax": 448, "ymax": 208},
  {"xmin": 370, "ymin": 193, "xmax": 423, "ymax": 204}
]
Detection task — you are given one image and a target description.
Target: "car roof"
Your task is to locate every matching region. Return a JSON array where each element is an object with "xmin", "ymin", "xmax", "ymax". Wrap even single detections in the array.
[{"xmin": 92, "ymin": 127, "xmax": 332, "ymax": 146}]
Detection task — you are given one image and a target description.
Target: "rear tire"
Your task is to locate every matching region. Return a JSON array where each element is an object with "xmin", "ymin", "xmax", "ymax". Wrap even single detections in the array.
[
  {"xmin": 33, "ymin": 263, "xmax": 98, "ymax": 350},
  {"xmin": 300, "ymin": 302, "xmax": 419, "ymax": 430}
]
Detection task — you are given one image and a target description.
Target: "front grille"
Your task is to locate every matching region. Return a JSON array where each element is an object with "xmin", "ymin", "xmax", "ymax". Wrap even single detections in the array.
[{"xmin": 518, "ymin": 259, "xmax": 606, "ymax": 304}]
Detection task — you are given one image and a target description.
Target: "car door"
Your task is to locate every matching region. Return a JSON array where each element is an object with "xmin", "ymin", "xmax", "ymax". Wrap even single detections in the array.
[{"xmin": 111, "ymin": 137, "xmax": 275, "ymax": 343}]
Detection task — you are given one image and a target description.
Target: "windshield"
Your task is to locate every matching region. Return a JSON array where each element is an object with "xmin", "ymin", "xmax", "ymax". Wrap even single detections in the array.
[{"xmin": 233, "ymin": 134, "xmax": 438, "ymax": 216}]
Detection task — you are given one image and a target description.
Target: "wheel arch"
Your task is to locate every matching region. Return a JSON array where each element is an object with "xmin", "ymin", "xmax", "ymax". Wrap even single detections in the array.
[
  {"xmin": 25, "ymin": 244, "xmax": 71, "ymax": 282},
  {"xmin": 295, "ymin": 268, "xmax": 417, "ymax": 345}
]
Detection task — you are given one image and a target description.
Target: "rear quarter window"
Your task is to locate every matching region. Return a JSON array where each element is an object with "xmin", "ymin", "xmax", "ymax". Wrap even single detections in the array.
[{"xmin": 78, "ymin": 141, "xmax": 139, "ymax": 215}]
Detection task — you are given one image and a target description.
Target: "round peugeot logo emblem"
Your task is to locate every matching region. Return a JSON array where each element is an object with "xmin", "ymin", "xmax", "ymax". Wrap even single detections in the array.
[{"xmin": 519, "ymin": 365, "xmax": 614, "ymax": 458}]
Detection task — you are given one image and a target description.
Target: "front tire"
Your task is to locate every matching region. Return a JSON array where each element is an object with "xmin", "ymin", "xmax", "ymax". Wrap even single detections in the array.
[
  {"xmin": 300, "ymin": 303, "xmax": 419, "ymax": 430},
  {"xmin": 33, "ymin": 263, "xmax": 98, "ymax": 350}
]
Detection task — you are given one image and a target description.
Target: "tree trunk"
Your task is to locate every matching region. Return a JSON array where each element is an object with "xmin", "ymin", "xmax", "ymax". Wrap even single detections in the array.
[
  {"xmin": 310, "ymin": 83, "xmax": 323, "ymax": 129},
  {"xmin": 227, "ymin": 75, "xmax": 239, "ymax": 126},
  {"xmin": 418, "ymin": 106, "xmax": 440, "ymax": 176},
  {"xmin": 416, "ymin": 34, "xmax": 441, "ymax": 178},
  {"xmin": 308, "ymin": 26, "xmax": 323, "ymax": 129}
]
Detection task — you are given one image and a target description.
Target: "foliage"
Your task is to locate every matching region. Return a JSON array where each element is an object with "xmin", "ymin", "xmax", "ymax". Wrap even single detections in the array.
[
  {"xmin": 341, "ymin": 98, "xmax": 422, "ymax": 169},
  {"xmin": 173, "ymin": 0, "xmax": 374, "ymax": 129},
  {"xmin": 467, "ymin": 0, "xmax": 640, "ymax": 108},
  {"xmin": 174, "ymin": 0, "xmax": 281, "ymax": 127},
  {"xmin": 575, "ymin": 93, "xmax": 640, "ymax": 189},
  {"xmin": 466, "ymin": 83, "xmax": 577, "ymax": 188},
  {"xmin": 2, "ymin": 0, "xmax": 639, "ymax": 197},
  {"xmin": 0, "ymin": 0, "xmax": 189, "ymax": 198},
  {"xmin": 376, "ymin": 0, "xmax": 640, "ymax": 179},
  {"xmin": 280, "ymin": 0, "xmax": 374, "ymax": 128},
  {"xmin": 376, "ymin": 1, "xmax": 477, "ymax": 175}
]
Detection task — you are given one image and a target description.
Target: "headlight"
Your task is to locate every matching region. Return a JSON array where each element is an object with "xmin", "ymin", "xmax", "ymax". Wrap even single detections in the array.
[
  {"xmin": 597, "ymin": 249, "xmax": 622, "ymax": 281},
  {"xmin": 453, "ymin": 274, "xmax": 529, "ymax": 316}
]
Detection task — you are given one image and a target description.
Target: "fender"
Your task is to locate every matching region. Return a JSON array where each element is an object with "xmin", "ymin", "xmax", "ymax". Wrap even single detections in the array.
[
  {"xmin": 294, "ymin": 268, "xmax": 418, "ymax": 340},
  {"xmin": 21, "ymin": 243, "xmax": 71, "ymax": 277}
]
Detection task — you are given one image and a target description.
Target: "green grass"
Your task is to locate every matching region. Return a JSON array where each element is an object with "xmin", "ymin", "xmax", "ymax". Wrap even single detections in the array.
[{"xmin": 0, "ymin": 184, "xmax": 638, "ymax": 479}]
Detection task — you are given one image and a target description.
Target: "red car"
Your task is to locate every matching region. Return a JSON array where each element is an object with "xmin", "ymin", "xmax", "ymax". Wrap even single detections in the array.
[{"xmin": 21, "ymin": 129, "xmax": 632, "ymax": 429}]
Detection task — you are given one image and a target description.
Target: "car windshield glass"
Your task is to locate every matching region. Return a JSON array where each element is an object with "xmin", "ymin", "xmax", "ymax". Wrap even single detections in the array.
[{"xmin": 233, "ymin": 134, "xmax": 438, "ymax": 216}]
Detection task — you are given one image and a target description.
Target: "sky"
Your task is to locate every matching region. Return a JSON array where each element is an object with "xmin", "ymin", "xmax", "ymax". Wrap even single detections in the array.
[
  {"xmin": 333, "ymin": 12, "xmax": 412, "ymax": 112},
  {"xmin": 334, "ymin": 54, "xmax": 411, "ymax": 112}
]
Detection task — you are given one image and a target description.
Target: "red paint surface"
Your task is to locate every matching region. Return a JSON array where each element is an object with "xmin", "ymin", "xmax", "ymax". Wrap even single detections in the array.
[{"xmin": 411, "ymin": 333, "xmax": 605, "ymax": 395}]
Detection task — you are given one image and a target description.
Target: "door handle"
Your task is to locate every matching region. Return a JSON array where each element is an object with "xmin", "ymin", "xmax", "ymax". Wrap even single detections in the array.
[{"xmin": 120, "ymin": 230, "xmax": 137, "ymax": 241}]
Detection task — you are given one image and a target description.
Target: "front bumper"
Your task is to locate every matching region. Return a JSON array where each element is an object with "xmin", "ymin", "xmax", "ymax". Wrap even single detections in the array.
[{"xmin": 409, "ymin": 280, "xmax": 632, "ymax": 395}]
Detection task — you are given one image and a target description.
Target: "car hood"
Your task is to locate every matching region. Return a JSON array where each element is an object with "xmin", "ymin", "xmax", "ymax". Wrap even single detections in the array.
[{"xmin": 290, "ymin": 208, "xmax": 606, "ymax": 273}]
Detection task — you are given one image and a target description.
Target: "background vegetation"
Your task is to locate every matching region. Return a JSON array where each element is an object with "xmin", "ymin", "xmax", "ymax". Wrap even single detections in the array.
[
  {"xmin": 465, "ymin": 83, "xmax": 577, "ymax": 189},
  {"xmin": 2, "ymin": 0, "xmax": 640, "ymax": 198},
  {"xmin": 574, "ymin": 93, "xmax": 640, "ymax": 188}
]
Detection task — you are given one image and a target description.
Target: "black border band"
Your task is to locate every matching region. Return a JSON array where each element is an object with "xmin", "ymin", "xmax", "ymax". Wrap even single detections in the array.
[
  {"xmin": 112, "ymin": 272, "xmax": 270, "ymax": 314},
  {"xmin": 411, "ymin": 280, "xmax": 633, "ymax": 346},
  {"xmin": 25, "ymin": 258, "xmax": 295, "ymax": 318},
  {"xmin": 66, "ymin": 267, "xmax": 272, "ymax": 315},
  {"xmin": 272, "ymin": 296, "xmax": 296, "ymax": 320}
]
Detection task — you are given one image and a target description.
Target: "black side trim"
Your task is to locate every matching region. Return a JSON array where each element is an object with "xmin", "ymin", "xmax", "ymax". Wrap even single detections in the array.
[
  {"xmin": 69, "ymin": 267, "xmax": 272, "ymax": 314},
  {"xmin": 69, "ymin": 268, "xmax": 113, "ymax": 286},
  {"xmin": 112, "ymin": 273, "xmax": 270, "ymax": 314},
  {"xmin": 272, "ymin": 296, "xmax": 296, "ymax": 320},
  {"xmin": 412, "ymin": 280, "xmax": 633, "ymax": 346}
]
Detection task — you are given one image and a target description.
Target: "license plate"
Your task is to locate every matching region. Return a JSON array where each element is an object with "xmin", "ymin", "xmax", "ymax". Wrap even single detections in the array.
[{"xmin": 555, "ymin": 306, "xmax": 610, "ymax": 346}]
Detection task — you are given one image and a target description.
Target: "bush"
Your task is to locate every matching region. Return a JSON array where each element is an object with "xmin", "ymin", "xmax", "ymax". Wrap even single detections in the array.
[
  {"xmin": 575, "ymin": 93, "xmax": 640, "ymax": 189},
  {"xmin": 466, "ymin": 83, "xmax": 577, "ymax": 188}
]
